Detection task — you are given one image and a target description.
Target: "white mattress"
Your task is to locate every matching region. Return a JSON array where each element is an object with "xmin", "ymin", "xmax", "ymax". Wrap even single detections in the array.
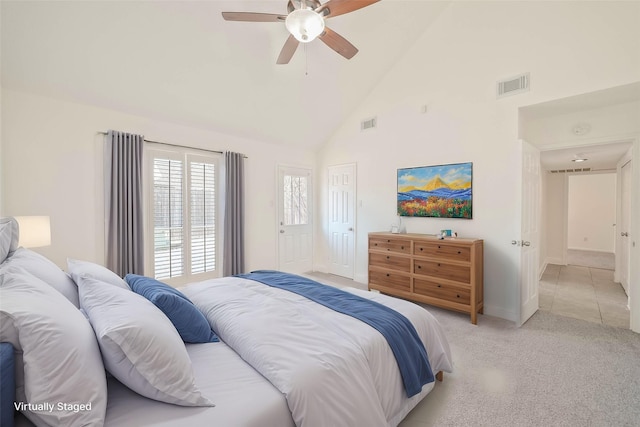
[{"xmin": 103, "ymin": 341, "xmax": 295, "ymax": 427}]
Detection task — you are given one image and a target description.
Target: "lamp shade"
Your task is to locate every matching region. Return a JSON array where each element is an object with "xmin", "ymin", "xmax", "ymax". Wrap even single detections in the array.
[
  {"xmin": 285, "ymin": 9, "xmax": 325, "ymax": 43},
  {"xmin": 15, "ymin": 216, "xmax": 51, "ymax": 248}
]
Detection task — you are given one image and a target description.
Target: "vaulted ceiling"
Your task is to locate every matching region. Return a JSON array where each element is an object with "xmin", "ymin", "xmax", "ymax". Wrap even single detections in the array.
[{"xmin": 1, "ymin": 0, "xmax": 451, "ymax": 149}]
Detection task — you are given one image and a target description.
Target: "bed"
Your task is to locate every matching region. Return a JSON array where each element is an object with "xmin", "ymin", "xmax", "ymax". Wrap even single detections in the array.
[{"xmin": 0, "ymin": 217, "xmax": 452, "ymax": 427}]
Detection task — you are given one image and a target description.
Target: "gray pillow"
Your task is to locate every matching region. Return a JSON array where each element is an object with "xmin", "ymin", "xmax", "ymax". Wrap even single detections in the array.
[
  {"xmin": 0, "ymin": 217, "xmax": 19, "ymax": 264},
  {"xmin": 67, "ymin": 258, "xmax": 130, "ymax": 290},
  {"xmin": 5, "ymin": 248, "xmax": 79, "ymax": 307},
  {"xmin": 77, "ymin": 275, "xmax": 214, "ymax": 407},
  {"xmin": 0, "ymin": 265, "xmax": 107, "ymax": 426}
]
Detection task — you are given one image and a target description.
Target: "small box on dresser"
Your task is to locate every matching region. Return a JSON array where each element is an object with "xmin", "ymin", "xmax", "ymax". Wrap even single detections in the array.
[{"xmin": 368, "ymin": 232, "xmax": 484, "ymax": 324}]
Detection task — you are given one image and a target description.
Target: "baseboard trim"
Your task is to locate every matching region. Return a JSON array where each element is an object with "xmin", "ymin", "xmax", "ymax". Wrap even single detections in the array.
[
  {"xmin": 538, "ymin": 260, "xmax": 548, "ymax": 280},
  {"xmin": 545, "ymin": 256, "xmax": 564, "ymax": 266},
  {"xmin": 483, "ymin": 304, "xmax": 517, "ymax": 323},
  {"xmin": 354, "ymin": 272, "xmax": 368, "ymax": 285},
  {"xmin": 567, "ymin": 247, "xmax": 614, "ymax": 254}
]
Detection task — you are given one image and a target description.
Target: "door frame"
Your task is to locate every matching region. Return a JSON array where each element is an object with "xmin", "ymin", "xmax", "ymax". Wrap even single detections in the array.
[
  {"xmin": 615, "ymin": 150, "xmax": 632, "ymax": 294},
  {"xmin": 530, "ymin": 136, "xmax": 639, "ymax": 332}
]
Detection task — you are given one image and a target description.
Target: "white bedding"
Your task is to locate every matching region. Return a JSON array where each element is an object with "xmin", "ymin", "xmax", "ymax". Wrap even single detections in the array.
[
  {"xmin": 103, "ymin": 341, "xmax": 294, "ymax": 427},
  {"xmin": 182, "ymin": 277, "xmax": 453, "ymax": 427}
]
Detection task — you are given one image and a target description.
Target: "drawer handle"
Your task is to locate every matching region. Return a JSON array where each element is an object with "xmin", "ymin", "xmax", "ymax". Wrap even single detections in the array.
[
  {"xmin": 386, "ymin": 256, "xmax": 390, "ymax": 260},
  {"xmin": 387, "ymin": 240, "xmax": 391, "ymax": 243},
  {"xmin": 419, "ymin": 247, "xmax": 423, "ymax": 251},
  {"xmin": 458, "ymin": 251, "xmax": 461, "ymax": 254},
  {"xmin": 401, "ymin": 246, "xmax": 404, "ymax": 249},
  {"xmin": 374, "ymin": 243, "xmax": 378, "ymax": 246},
  {"xmin": 438, "ymin": 245, "xmax": 441, "ymax": 249},
  {"xmin": 437, "ymin": 263, "xmax": 441, "ymax": 267},
  {"xmin": 417, "ymin": 265, "xmax": 422, "ymax": 269},
  {"xmin": 437, "ymin": 284, "xmax": 441, "ymax": 288},
  {"xmin": 456, "ymin": 294, "xmax": 460, "ymax": 298},
  {"xmin": 386, "ymin": 273, "xmax": 390, "ymax": 277}
]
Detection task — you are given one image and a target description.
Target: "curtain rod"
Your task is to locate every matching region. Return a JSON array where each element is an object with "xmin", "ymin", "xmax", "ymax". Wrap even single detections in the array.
[{"xmin": 97, "ymin": 131, "xmax": 247, "ymax": 158}]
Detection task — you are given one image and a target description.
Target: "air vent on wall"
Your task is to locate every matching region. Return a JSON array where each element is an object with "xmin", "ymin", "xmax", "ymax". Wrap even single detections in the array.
[
  {"xmin": 548, "ymin": 168, "xmax": 591, "ymax": 173},
  {"xmin": 361, "ymin": 117, "xmax": 377, "ymax": 131},
  {"xmin": 497, "ymin": 73, "xmax": 530, "ymax": 98}
]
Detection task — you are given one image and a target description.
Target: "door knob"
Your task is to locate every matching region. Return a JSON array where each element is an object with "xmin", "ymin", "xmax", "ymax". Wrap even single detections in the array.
[
  {"xmin": 523, "ymin": 241, "xmax": 531, "ymax": 246},
  {"xmin": 621, "ymin": 232, "xmax": 629, "ymax": 237},
  {"xmin": 348, "ymin": 227, "xmax": 353, "ymax": 231},
  {"xmin": 280, "ymin": 230, "xmax": 285, "ymax": 233}
]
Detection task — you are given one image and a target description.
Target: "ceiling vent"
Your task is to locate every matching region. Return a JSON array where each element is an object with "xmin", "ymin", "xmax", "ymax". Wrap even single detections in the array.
[
  {"xmin": 497, "ymin": 73, "xmax": 530, "ymax": 98},
  {"xmin": 361, "ymin": 117, "xmax": 377, "ymax": 131}
]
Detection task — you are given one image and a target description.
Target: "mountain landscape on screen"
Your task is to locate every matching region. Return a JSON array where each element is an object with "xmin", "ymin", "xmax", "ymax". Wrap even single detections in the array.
[{"xmin": 397, "ymin": 163, "xmax": 472, "ymax": 218}]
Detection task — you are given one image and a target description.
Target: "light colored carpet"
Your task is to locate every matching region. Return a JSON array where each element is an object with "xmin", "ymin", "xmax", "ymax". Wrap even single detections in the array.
[
  {"xmin": 567, "ymin": 249, "xmax": 615, "ymax": 270},
  {"xmin": 305, "ymin": 272, "xmax": 640, "ymax": 426},
  {"xmin": 400, "ymin": 307, "xmax": 640, "ymax": 427}
]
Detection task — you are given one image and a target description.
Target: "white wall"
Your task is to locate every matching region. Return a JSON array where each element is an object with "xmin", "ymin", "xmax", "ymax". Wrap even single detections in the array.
[
  {"xmin": 523, "ymin": 101, "xmax": 640, "ymax": 147},
  {"xmin": 316, "ymin": 1, "xmax": 640, "ymax": 322},
  {"xmin": 567, "ymin": 173, "xmax": 616, "ymax": 252},
  {"xmin": 543, "ymin": 173, "xmax": 567, "ymax": 266},
  {"xmin": 0, "ymin": 89, "xmax": 315, "ymax": 271}
]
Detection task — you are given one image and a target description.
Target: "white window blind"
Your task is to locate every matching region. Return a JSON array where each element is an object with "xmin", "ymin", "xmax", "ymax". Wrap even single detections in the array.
[
  {"xmin": 189, "ymin": 161, "xmax": 216, "ymax": 274},
  {"xmin": 153, "ymin": 158, "xmax": 184, "ymax": 279},
  {"xmin": 149, "ymin": 150, "xmax": 219, "ymax": 282}
]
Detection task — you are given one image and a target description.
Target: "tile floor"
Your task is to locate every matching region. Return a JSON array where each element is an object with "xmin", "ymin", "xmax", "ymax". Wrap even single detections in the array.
[{"xmin": 538, "ymin": 264, "xmax": 630, "ymax": 328}]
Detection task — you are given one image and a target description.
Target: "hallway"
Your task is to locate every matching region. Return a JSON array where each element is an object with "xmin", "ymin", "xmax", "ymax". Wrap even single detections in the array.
[{"xmin": 539, "ymin": 264, "xmax": 629, "ymax": 328}]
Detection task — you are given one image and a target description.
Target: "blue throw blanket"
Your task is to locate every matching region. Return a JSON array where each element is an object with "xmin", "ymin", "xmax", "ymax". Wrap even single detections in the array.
[{"xmin": 236, "ymin": 271, "xmax": 434, "ymax": 397}]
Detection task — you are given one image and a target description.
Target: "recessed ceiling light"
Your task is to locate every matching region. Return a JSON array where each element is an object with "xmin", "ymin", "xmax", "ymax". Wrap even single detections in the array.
[{"xmin": 572, "ymin": 158, "xmax": 588, "ymax": 163}]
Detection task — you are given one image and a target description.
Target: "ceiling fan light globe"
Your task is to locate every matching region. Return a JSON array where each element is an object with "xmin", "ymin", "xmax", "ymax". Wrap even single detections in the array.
[{"xmin": 285, "ymin": 9, "xmax": 325, "ymax": 43}]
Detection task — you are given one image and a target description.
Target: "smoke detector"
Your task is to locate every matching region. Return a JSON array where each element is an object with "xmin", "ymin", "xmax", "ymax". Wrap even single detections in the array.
[{"xmin": 571, "ymin": 122, "xmax": 591, "ymax": 136}]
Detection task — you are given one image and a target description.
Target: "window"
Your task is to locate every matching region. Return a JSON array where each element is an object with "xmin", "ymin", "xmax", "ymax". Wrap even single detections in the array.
[
  {"xmin": 147, "ymin": 148, "xmax": 220, "ymax": 284},
  {"xmin": 282, "ymin": 174, "xmax": 309, "ymax": 225}
]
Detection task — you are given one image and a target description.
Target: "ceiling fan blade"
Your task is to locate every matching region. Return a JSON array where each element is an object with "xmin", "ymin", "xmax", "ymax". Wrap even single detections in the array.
[
  {"xmin": 317, "ymin": 0, "xmax": 380, "ymax": 19},
  {"xmin": 277, "ymin": 35, "xmax": 300, "ymax": 64},
  {"xmin": 319, "ymin": 27, "xmax": 358, "ymax": 59},
  {"xmin": 221, "ymin": 12, "xmax": 286, "ymax": 22}
]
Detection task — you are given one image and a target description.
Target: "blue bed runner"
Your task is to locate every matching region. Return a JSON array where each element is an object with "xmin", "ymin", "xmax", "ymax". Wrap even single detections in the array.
[{"xmin": 236, "ymin": 270, "xmax": 434, "ymax": 397}]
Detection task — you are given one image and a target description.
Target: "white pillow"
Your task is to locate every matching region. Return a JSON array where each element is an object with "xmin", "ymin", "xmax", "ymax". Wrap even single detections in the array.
[
  {"xmin": 0, "ymin": 266, "xmax": 107, "ymax": 427},
  {"xmin": 77, "ymin": 275, "xmax": 214, "ymax": 407},
  {"xmin": 67, "ymin": 258, "xmax": 130, "ymax": 289},
  {"xmin": 0, "ymin": 217, "xmax": 19, "ymax": 264},
  {"xmin": 5, "ymin": 248, "xmax": 79, "ymax": 307}
]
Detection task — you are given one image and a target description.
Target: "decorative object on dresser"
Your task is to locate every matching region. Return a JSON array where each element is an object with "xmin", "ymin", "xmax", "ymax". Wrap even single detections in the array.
[{"xmin": 368, "ymin": 232, "xmax": 484, "ymax": 324}]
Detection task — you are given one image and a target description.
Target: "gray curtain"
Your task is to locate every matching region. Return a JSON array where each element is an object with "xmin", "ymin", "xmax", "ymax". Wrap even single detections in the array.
[
  {"xmin": 223, "ymin": 151, "xmax": 245, "ymax": 276},
  {"xmin": 106, "ymin": 130, "xmax": 144, "ymax": 276}
]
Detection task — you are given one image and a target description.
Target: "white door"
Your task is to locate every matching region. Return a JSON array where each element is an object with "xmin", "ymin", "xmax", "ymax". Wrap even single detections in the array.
[
  {"xmin": 619, "ymin": 160, "xmax": 632, "ymax": 295},
  {"xmin": 519, "ymin": 140, "xmax": 541, "ymax": 326},
  {"xmin": 328, "ymin": 164, "xmax": 356, "ymax": 279},
  {"xmin": 278, "ymin": 166, "xmax": 313, "ymax": 274}
]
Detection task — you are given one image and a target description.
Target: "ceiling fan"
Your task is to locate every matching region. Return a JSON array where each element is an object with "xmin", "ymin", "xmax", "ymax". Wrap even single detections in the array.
[{"xmin": 222, "ymin": 0, "xmax": 380, "ymax": 64}]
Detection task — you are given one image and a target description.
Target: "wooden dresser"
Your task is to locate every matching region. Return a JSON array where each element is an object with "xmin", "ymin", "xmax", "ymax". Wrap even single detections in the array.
[{"xmin": 368, "ymin": 232, "xmax": 484, "ymax": 324}]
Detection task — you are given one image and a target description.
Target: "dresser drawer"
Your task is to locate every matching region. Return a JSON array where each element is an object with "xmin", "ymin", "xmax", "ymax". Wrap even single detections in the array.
[
  {"xmin": 369, "ymin": 237, "xmax": 411, "ymax": 254},
  {"xmin": 414, "ymin": 242, "xmax": 471, "ymax": 262},
  {"xmin": 414, "ymin": 260, "xmax": 470, "ymax": 283},
  {"xmin": 369, "ymin": 270, "xmax": 410, "ymax": 293},
  {"xmin": 369, "ymin": 252, "xmax": 410, "ymax": 272},
  {"xmin": 414, "ymin": 278, "xmax": 470, "ymax": 305}
]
